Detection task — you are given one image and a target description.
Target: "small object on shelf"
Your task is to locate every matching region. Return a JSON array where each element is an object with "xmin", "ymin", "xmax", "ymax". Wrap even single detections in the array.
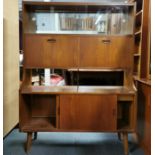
[
  {"xmin": 44, "ymin": 69, "xmax": 51, "ymax": 86},
  {"xmin": 51, "ymin": 74, "xmax": 65, "ymax": 86}
]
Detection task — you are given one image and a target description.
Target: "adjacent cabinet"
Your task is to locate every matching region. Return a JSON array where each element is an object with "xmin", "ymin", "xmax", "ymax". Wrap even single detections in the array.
[{"xmin": 20, "ymin": 1, "xmax": 137, "ymax": 155}]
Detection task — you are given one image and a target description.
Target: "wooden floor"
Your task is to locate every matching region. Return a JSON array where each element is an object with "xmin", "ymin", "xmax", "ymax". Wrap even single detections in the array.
[{"xmin": 3, "ymin": 129, "xmax": 144, "ymax": 155}]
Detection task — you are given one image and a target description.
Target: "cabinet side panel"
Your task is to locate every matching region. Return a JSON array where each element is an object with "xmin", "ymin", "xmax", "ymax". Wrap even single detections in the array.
[{"xmin": 137, "ymin": 82, "xmax": 151, "ymax": 154}]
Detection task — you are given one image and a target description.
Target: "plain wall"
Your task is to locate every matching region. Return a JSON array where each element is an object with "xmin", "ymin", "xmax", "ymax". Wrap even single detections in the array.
[{"xmin": 3, "ymin": 0, "xmax": 19, "ymax": 136}]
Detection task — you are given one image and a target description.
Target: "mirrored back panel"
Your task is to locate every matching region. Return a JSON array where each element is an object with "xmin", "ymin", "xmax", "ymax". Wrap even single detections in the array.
[{"xmin": 31, "ymin": 68, "xmax": 124, "ymax": 86}]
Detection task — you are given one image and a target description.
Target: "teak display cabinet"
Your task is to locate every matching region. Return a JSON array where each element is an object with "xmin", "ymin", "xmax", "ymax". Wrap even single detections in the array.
[{"xmin": 20, "ymin": 1, "xmax": 137, "ymax": 155}]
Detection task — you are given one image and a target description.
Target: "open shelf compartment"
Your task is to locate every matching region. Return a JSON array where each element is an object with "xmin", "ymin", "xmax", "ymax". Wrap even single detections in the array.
[
  {"xmin": 117, "ymin": 95, "xmax": 135, "ymax": 130},
  {"xmin": 20, "ymin": 94, "xmax": 58, "ymax": 131}
]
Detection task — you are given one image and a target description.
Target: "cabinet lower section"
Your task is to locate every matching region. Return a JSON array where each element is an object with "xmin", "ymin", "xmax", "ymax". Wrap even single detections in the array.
[{"xmin": 20, "ymin": 93, "xmax": 136, "ymax": 132}]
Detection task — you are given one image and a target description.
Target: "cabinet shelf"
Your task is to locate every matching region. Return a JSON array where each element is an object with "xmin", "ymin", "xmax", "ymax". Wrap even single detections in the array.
[
  {"xmin": 21, "ymin": 86, "xmax": 135, "ymax": 95},
  {"xmin": 25, "ymin": 33, "xmax": 134, "ymax": 37},
  {"xmin": 21, "ymin": 117, "xmax": 56, "ymax": 132},
  {"xmin": 67, "ymin": 68, "xmax": 124, "ymax": 72},
  {"xmin": 133, "ymin": 75, "xmax": 139, "ymax": 81},
  {"xmin": 23, "ymin": 1, "xmax": 135, "ymax": 6},
  {"xmin": 78, "ymin": 86, "xmax": 135, "ymax": 94},
  {"xmin": 21, "ymin": 86, "xmax": 78, "ymax": 94},
  {"xmin": 136, "ymin": 10, "xmax": 143, "ymax": 16},
  {"xmin": 135, "ymin": 30, "xmax": 141, "ymax": 35},
  {"xmin": 134, "ymin": 53, "xmax": 141, "ymax": 57}
]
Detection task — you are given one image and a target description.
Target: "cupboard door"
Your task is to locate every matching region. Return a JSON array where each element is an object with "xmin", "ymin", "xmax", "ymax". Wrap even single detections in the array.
[
  {"xmin": 24, "ymin": 34, "xmax": 78, "ymax": 68},
  {"xmin": 79, "ymin": 36, "xmax": 133, "ymax": 68},
  {"xmin": 59, "ymin": 94, "xmax": 117, "ymax": 131},
  {"xmin": 43, "ymin": 35, "xmax": 78, "ymax": 68},
  {"xmin": 24, "ymin": 34, "xmax": 44, "ymax": 68}
]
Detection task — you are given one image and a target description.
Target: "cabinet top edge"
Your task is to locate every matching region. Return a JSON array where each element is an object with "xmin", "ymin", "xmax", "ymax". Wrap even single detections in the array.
[
  {"xmin": 23, "ymin": 1, "xmax": 135, "ymax": 6},
  {"xmin": 23, "ymin": 33, "xmax": 134, "ymax": 37}
]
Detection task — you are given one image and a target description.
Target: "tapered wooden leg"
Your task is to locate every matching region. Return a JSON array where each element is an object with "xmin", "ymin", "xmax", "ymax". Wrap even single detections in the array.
[
  {"xmin": 123, "ymin": 132, "xmax": 129, "ymax": 155},
  {"xmin": 25, "ymin": 132, "xmax": 32, "ymax": 153},
  {"xmin": 118, "ymin": 132, "xmax": 123, "ymax": 141},
  {"xmin": 33, "ymin": 132, "xmax": 38, "ymax": 140}
]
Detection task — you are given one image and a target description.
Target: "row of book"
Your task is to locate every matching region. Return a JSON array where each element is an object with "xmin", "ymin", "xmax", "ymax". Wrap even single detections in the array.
[
  {"xmin": 59, "ymin": 13, "xmax": 130, "ymax": 34},
  {"xmin": 60, "ymin": 16, "xmax": 97, "ymax": 31},
  {"xmin": 35, "ymin": 12, "xmax": 131, "ymax": 34}
]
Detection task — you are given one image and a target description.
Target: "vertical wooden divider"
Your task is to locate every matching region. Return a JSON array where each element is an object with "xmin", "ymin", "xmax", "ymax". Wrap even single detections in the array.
[{"xmin": 56, "ymin": 95, "xmax": 60, "ymax": 129}]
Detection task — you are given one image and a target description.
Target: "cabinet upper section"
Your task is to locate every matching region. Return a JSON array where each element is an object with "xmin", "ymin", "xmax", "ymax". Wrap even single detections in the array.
[
  {"xmin": 24, "ymin": 34, "xmax": 134, "ymax": 69},
  {"xmin": 23, "ymin": 1, "xmax": 136, "ymax": 35}
]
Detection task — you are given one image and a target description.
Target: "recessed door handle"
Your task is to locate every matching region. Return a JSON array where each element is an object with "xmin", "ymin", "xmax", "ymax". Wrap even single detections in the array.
[
  {"xmin": 47, "ymin": 39, "xmax": 56, "ymax": 43},
  {"xmin": 102, "ymin": 40, "xmax": 111, "ymax": 44}
]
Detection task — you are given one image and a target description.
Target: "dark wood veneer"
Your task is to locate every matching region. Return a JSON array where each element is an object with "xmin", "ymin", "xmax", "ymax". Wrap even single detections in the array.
[{"xmin": 20, "ymin": 1, "xmax": 137, "ymax": 155}]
